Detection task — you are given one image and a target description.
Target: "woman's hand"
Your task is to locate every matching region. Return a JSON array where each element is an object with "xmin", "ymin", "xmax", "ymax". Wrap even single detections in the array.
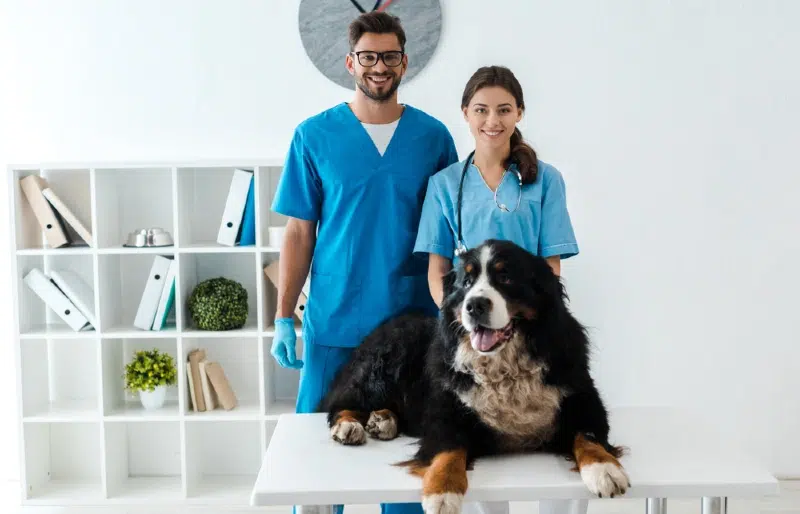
[{"xmin": 428, "ymin": 254, "xmax": 453, "ymax": 307}]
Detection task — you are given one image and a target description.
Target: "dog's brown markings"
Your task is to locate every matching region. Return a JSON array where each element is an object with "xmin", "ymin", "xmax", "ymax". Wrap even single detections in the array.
[
  {"xmin": 464, "ymin": 263, "xmax": 473, "ymax": 274},
  {"xmin": 572, "ymin": 433, "xmax": 629, "ymax": 497},
  {"xmin": 453, "ymin": 334, "xmax": 564, "ymax": 448},
  {"xmin": 424, "ymin": 449, "xmax": 468, "ymax": 495},
  {"xmin": 334, "ymin": 409, "xmax": 366, "ymax": 425},
  {"xmin": 509, "ymin": 302, "xmax": 537, "ymax": 320},
  {"xmin": 572, "ymin": 433, "xmax": 625, "ymax": 467}
]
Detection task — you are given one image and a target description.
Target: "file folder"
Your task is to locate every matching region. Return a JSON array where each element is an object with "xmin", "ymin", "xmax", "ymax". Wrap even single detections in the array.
[
  {"xmin": 151, "ymin": 259, "xmax": 178, "ymax": 330},
  {"xmin": 217, "ymin": 169, "xmax": 253, "ymax": 246},
  {"xmin": 19, "ymin": 175, "xmax": 71, "ymax": 248},
  {"xmin": 49, "ymin": 269, "xmax": 98, "ymax": 329},
  {"xmin": 23, "ymin": 268, "xmax": 91, "ymax": 332},
  {"xmin": 41, "ymin": 187, "xmax": 93, "ymax": 246},
  {"xmin": 133, "ymin": 255, "xmax": 173, "ymax": 330}
]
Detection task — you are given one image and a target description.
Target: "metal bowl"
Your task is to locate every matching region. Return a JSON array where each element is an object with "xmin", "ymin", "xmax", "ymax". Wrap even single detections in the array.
[{"xmin": 123, "ymin": 228, "xmax": 174, "ymax": 248}]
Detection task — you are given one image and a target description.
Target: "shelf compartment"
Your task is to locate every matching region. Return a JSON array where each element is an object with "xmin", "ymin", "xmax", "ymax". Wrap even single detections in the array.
[
  {"xmin": 17, "ymin": 253, "xmax": 98, "ymax": 336},
  {"xmin": 21, "ymin": 338, "xmax": 99, "ymax": 421},
  {"xmin": 260, "ymin": 251, "xmax": 306, "ymax": 331},
  {"xmin": 176, "ymin": 166, "xmax": 258, "ymax": 248},
  {"xmin": 262, "ymin": 336, "xmax": 301, "ymax": 418},
  {"xmin": 179, "ymin": 252, "xmax": 259, "ymax": 334},
  {"xmin": 257, "ymin": 165, "xmax": 287, "ymax": 250},
  {"xmin": 97, "ymin": 252, "xmax": 177, "ymax": 334},
  {"xmin": 101, "ymin": 337, "xmax": 180, "ymax": 419},
  {"xmin": 93, "ymin": 167, "xmax": 175, "ymax": 249},
  {"xmin": 183, "ymin": 420, "xmax": 261, "ymax": 503},
  {"xmin": 183, "ymin": 337, "xmax": 260, "ymax": 418},
  {"xmin": 13, "ymin": 168, "xmax": 93, "ymax": 251},
  {"xmin": 103, "ymin": 421, "xmax": 183, "ymax": 501},
  {"xmin": 22, "ymin": 422, "xmax": 103, "ymax": 501}
]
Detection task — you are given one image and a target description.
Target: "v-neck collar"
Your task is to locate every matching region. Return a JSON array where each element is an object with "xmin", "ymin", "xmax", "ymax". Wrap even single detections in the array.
[{"xmin": 339, "ymin": 102, "xmax": 410, "ymax": 162}]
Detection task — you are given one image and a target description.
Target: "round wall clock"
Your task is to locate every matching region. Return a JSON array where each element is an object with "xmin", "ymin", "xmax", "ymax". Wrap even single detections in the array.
[{"xmin": 298, "ymin": 0, "xmax": 443, "ymax": 90}]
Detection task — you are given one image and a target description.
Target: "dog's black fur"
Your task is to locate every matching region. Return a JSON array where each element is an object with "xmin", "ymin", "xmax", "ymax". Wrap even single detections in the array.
[{"xmin": 319, "ymin": 239, "xmax": 625, "ymax": 487}]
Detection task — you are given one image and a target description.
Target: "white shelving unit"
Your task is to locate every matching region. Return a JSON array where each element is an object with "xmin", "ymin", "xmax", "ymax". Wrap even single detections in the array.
[{"xmin": 8, "ymin": 160, "xmax": 302, "ymax": 506}]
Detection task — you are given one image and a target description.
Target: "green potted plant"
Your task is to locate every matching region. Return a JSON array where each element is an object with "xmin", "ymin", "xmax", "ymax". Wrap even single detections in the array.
[{"xmin": 124, "ymin": 348, "xmax": 177, "ymax": 410}]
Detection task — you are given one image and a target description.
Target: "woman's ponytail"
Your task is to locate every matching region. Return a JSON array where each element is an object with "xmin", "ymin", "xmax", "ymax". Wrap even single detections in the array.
[{"xmin": 507, "ymin": 127, "xmax": 538, "ymax": 184}]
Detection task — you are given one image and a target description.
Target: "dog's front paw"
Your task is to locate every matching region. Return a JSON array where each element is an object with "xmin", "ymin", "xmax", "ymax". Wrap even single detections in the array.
[
  {"xmin": 330, "ymin": 419, "xmax": 366, "ymax": 446},
  {"xmin": 580, "ymin": 461, "xmax": 630, "ymax": 498},
  {"xmin": 366, "ymin": 409, "xmax": 398, "ymax": 440},
  {"xmin": 422, "ymin": 492, "xmax": 463, "ymax": 514}
]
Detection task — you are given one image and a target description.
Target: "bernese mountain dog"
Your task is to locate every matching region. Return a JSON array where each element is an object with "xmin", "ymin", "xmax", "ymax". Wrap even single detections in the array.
[{"xmin": 319, "ymin": 239, "xmax": 629, "ymax": 513}]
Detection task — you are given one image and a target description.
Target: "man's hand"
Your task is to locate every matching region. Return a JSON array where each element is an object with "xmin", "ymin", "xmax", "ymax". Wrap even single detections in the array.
[{"xmin": 271, "ymin": 318, "xmax": 303, "ymax": 369}]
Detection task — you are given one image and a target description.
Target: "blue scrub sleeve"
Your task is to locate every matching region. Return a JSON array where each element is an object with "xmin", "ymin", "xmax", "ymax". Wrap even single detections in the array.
[
  {"xmin": 414, "ymin": 177, "xmax": 455, "ymax": 259},
  {"xmin": 271, "ymin": 127, "xmax": 322, "ymax": 221},
  {"xmin": 539, "ymin": 169, "xmax": 579, "ymax": 259},
  {"xmin": 439, "ymin": 130, "xmax": 459, "ymax": 170}
]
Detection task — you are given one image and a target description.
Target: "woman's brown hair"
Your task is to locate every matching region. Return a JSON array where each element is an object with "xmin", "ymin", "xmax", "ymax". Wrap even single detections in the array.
[{"xmin": 461, "ymin": 66, "xmax": 539, "ymax": 184}]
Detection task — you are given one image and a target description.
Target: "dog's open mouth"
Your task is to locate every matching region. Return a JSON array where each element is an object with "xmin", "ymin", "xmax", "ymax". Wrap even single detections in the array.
[{"xmin": 469, "ymin": 321, "xmax": 515, "ymax": 353}]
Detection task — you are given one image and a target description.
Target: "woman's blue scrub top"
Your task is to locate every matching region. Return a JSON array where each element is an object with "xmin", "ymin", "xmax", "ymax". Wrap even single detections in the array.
[
  {"xmin": 271, "ymin": 103, "xmax": 459, "ymax": 348},
  {"xmin": 413, "ymin": 158, "xmax": 579, "ymax": 262}
]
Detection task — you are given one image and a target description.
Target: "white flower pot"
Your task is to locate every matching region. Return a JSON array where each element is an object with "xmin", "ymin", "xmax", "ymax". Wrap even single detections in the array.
[{"xmin": 139, "ymin": 385, "xmax": 167, "ymax": 410}]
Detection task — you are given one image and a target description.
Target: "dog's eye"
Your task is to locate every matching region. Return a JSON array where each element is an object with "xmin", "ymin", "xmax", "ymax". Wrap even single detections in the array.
[
  {"xmin": 463, "ymin": 276, "xmax": 473, "ymax": 288},
  {"xmin": 497, "ymin": 273, "xmax": 512, "ymax": 285}
]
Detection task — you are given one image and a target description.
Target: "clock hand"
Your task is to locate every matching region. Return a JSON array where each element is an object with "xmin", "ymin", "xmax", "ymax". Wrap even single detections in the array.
[{"xmin": 349, "ymin": 0, "xmax": 389, "ymax": 13}]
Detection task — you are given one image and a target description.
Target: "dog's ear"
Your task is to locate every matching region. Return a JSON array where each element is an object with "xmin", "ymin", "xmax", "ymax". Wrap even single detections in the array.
[{"xmin": 442, "ymin": 268, "xmax": 457, "ymax": 299}]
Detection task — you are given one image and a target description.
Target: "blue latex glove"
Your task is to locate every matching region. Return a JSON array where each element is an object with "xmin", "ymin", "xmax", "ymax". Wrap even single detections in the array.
[{"xmin": 271, "ymin": 317, "xmax": 303, "ymax": 369}]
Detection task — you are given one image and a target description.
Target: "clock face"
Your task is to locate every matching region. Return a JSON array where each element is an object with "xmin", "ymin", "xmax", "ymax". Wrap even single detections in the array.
[{"xmin": 298, "ymin": 0, "xmax": 443, "ymax": 90}]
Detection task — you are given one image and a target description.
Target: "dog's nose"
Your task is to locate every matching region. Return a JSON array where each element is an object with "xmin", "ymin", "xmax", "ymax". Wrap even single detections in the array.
[{"xmin": 465, "ymin": 296, "xmax": 492, "ymax": 319}]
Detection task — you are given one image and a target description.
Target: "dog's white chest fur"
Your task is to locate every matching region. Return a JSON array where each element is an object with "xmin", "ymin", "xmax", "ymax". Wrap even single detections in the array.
[{"xmin": 453, "ymin": 335, "xmax": 563, "ymax": 447}]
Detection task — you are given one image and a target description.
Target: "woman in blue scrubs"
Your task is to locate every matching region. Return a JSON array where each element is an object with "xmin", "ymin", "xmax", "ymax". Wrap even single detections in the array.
[{"xmin": 413, "ymin": 66, "xmax": 585, "ymax": 514}]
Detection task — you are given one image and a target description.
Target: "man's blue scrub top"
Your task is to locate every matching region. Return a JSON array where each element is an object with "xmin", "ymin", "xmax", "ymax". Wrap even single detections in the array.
[
  {"xmin": 413, "ymin": 158, "xmax": 579, "ymax": 262},
  {"xmin": 272, "ymin": 103, "xmax": 459, "ymax": 348}
]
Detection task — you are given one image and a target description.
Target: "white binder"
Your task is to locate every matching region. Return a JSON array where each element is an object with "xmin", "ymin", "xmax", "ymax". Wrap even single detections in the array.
[
  {"xmin": 23, "ymin": 268, "xmax": 91, "ymax": 332},
  {"xmin": 49, "ymin": 269, "xmax": 98, "ymax": 329},
  {"xmin": 133, "ymin": 255, "xmax": 173, "ymax": 330},
  {"xmin": 151, "ymin": 258, "xmax": 178, "ymax": 330},
  {"xmin": 216, "ymin": 169, "xmax": 253, "ymax": 246},
  {"xmin": 41, "ymin": 187, "xmax": 94, "ymax": 246}
]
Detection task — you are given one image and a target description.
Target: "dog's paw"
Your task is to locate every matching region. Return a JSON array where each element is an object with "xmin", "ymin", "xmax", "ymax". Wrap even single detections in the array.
[
  {"xmin": 422, "ymin": 492, "xmax": 463, "ymax": 514},
  {"xmin": 366, "ymin": 409, "xmax": 398, "ymax": 440},
  {"xmin": 330, "ymin": 419, "xmax": 366, "ymax": 446},
  {"xmin": 580, "ymin": 461, "xmax": 630, "ymax": 498}
]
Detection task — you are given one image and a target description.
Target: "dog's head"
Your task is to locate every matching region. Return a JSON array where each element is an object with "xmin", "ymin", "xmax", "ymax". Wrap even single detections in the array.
[{"xmin": 441, "ymin": 239, "xmax": 564, "ymax": 355}]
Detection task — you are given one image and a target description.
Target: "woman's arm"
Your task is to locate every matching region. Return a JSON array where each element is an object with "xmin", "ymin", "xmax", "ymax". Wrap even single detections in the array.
[
  {"xmin": 428, "ymin": 253, "xmax": 453, "ymax": 307},
  {"xmin": 546, "ymin": 255, "xmax": 561, "ymax": 277}
]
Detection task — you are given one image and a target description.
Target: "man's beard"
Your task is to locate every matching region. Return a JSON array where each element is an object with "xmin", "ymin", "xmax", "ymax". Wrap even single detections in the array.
[{"xmin": 356, "ymin": 71, "xmax": 402, "ymax": 103}]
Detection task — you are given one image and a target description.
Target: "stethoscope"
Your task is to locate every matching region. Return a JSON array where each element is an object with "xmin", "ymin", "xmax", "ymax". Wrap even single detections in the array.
[{"xmin": 455, "ymin": 150, "xmax": 523, "ymax": 257}]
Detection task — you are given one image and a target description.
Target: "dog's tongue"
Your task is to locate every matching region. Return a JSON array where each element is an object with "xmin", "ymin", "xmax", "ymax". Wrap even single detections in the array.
[{"xmin": 471, "ymin": 327, "xmax": 500, "ymax": 352}]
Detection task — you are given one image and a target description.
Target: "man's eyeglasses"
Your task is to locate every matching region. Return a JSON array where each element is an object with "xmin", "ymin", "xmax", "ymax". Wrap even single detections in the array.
[{"xmin": 351, "ymin": 50, "xmax": 404, "ymax": 67}]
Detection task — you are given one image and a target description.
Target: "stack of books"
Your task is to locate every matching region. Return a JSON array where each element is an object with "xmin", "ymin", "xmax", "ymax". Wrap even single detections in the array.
[
  {"xmin": 186, "ymin": 348, "xmax": 238, "ymax": 412},
  {"xmin": 19, "ymin": 175, "xmax": 93, "ymax": 248},
  {"xmin": 133, "ymin": 255, "xmax": 178, "ymax": 331},
  {"xmin": 217, "ymin": 169, "xmax": 256, "ymax": 247},
  {"xmin": 23, "ymin": 268, "xmax": 98, "ymax": 332}
]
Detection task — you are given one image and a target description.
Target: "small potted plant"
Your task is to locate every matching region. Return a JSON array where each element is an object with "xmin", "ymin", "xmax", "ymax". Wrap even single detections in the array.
[{"xmin": 124, "ymin": 348, "xmax": 177, "ymax": 410}]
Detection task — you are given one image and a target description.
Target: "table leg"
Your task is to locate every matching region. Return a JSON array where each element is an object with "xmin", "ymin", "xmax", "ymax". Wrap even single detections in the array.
[
  {"xmin": 701, "ymin": 497, "xmax": 728, "ymax": 514},
  {"xmin": 645, "ymin": 497, "xmax": 667, "ymax": 513}
]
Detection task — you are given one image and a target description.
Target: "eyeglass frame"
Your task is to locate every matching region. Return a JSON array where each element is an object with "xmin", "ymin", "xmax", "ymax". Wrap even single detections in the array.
[{"xmin": 350, "ymin": 50, "xmax": 405, "ymax": 67}]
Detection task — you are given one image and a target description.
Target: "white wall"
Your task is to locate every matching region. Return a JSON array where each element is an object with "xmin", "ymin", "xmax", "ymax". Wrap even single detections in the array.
[{"xmin": 2, "ymin": 0, "xmax": 799, "ymax": 478}]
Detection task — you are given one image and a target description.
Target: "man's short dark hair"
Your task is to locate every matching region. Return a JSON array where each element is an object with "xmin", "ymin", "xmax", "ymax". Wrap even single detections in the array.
[{"xmin": 348, "ymin": 11, "xmax": 406, "ymax": 52}]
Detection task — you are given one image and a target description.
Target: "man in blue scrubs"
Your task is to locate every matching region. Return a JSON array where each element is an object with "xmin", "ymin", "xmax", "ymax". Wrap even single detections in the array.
[{"xmin": 269, "ymin": 11, "xmax": 458, "ymax": 514}]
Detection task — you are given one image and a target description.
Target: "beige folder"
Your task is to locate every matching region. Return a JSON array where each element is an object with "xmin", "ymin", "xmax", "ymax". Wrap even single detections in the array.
[{"xmin": 19, "ymin": 175, "xmax": 70, "ymax": 248}]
